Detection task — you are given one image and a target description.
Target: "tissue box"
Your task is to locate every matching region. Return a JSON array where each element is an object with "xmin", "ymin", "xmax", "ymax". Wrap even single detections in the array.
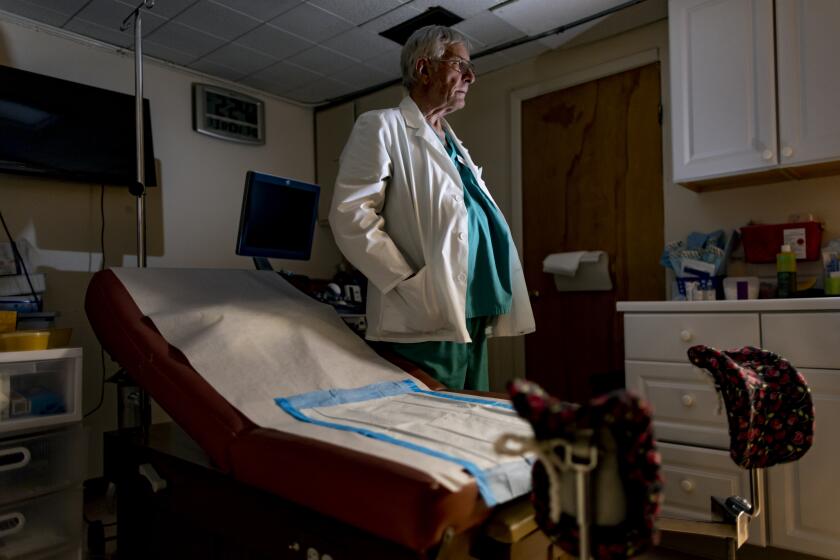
[{"xmin": 740, "ymin": 222, "xmax": 822, "ymax": 263}]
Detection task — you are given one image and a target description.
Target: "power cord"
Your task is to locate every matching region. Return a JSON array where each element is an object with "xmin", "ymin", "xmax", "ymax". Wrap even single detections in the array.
[{"xmin": 84, "ymin": 184, "xmax": 108, "ymax": 419}]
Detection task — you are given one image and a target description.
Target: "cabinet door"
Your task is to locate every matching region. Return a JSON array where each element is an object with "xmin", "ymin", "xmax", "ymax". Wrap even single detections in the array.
[
  {"xmin": 776, "ymin": 0, "xmax": 840, "ymax": 167},
  {"xmin": 768, "ymin": 369, "xmax": 840, "ymax": 559},
  {"xmin": 669, "ymin": 0, "xmax": 778, "ymax": 182},
  {"xmin": 315, "ymin": 102, "xmax": 356, "ymax": 223}
]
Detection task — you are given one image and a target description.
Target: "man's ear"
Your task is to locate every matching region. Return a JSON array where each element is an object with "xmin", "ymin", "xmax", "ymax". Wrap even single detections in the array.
[{"xmin": 415, "ymin": 58, "xmax": 430, "ymax": 83}]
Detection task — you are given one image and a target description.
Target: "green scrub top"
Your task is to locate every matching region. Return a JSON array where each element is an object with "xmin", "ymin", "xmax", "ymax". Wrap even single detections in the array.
[{"xmin": 381, "ymin": 131, "xmax": 513, "ymax": 391}]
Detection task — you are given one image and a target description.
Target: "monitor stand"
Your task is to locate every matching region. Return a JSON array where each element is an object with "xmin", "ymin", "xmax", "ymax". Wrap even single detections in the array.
[{"xmin": 252, "ymin": 257, "xmax": 273, "ymax": 271}]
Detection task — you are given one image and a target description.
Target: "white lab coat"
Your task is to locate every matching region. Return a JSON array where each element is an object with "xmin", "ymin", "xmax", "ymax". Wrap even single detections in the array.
[{"xmin": 329, "ymin": 97, "xmax": 535, "ymax": 343}]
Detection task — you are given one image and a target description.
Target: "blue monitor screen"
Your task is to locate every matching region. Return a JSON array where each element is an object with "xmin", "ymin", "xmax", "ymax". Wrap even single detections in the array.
[{"xmin": 235, "ymin": 171, "xmax": 320, "ymax": 261}]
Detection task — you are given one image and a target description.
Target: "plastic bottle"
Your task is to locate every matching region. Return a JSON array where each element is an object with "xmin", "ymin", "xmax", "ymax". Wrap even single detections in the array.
[{"xmin": 777, "ymin": 244, "xmax": 797, "ymax": 298}]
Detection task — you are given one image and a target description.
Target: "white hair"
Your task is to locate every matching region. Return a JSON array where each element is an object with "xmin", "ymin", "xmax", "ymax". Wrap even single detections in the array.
[{"xmin": 400, "ymin": 25, "xmax": 471, "ymax": 90}]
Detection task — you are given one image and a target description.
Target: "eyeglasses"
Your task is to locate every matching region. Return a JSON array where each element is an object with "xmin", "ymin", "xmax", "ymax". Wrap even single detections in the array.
[{"xmin": 434, "ymin": 57, "xmax": 476, "ymax": 77}]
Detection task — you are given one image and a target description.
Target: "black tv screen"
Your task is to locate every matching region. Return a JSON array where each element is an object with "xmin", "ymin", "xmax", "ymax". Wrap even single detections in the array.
[{"xmin": 0, "ymin": 64, "xmax": 156, "ymax": 187}]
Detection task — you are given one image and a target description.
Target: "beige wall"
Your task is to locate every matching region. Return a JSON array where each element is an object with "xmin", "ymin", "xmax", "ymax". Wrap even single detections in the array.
[{"xmin": 0, "ymin": 16, "xmax": 338, "ymax": 477}]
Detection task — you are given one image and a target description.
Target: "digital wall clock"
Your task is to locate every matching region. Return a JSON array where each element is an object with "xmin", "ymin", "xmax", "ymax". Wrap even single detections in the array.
[{"xmin": 192, "ymin": 83, "xmax": 265, "ymax": 144}]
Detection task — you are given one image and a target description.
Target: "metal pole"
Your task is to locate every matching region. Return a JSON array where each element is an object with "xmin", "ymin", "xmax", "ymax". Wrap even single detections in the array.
[
  {"xmin": 121, "ymin": 0, "xmax": 154, "ymax": 268},
  {"xmin": 576, "ymin": 469, "xmax": 590, "ymax": 560},
  {"xmin": 134, "ymin": 13, "xmax": 145, "ymax": 268}
]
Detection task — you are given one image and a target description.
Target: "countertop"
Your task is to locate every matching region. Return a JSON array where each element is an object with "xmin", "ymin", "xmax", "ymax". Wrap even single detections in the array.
[{"xmin": 617, "ymin": 297, "xmax": 840, "ymax": 313}]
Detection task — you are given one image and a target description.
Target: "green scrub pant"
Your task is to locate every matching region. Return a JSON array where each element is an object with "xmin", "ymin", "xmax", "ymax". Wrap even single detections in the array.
[{"xmin": 383, "ymin": 317, "xmax": 490, "ymax": 391}]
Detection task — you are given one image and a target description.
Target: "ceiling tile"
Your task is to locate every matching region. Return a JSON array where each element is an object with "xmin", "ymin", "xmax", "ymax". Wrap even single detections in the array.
[
  {"xmin": 286, "ymin": 45, "xmax": 358, "ymax": 77},
  {"xmin": 491, "ymin": 0, "xmax": 622, "ymax": 36},
  {"xmin": 141, "ymin": 41, "xmax": 198, "ymax": 66},
  {"xmin": 173, "ymin": 0, "xmax": 261, "ymax": 41},
  {"xmin": 0, "ymin": 0, "xmax": 71, "ymax": 27},
  {"xmin": 472, "ymin": 50, "xmax": 512, "ymax": 75},
  {"xmin": 332, "ymin": 62, "xmax": 394, "ymax": 91},
  {"xmin": 268, "ymin": 3, "xmax": 352, "ymax": 43},
  {"xmin": 364, "ymin": 49, "xmax": 401, "ymax": 78},
  {"xmin": 64, "ymin": 17, "xmax": 134, "ymax": 48},
  {"xmin": 286, "ymin": 76, "xmax": 355, "ymax": 104},
  {"xmin": 209, "ymin": 0, "xmax": 300, "ymax": 20},
  {"xmin": 360, "ymin": 3, "xmax": 421, "ymax": 34},
  {"xmin": 244, "ymin": 60, "xmax": 322, "ymax": 92},
  {"xmin": 455, "ymin": 11, "xmax": 525, "ymax": 49},
  {"xmin": 236, "ymin": 23, "xmax": 313, "ymax": 59},
  {"xmin": 73, "ymin": 0, "xmax": 167, "ymax": 36},
  {"xmin": 497, "ymin": 40, "xmax": 548, "ymax": 64},
  {"xmin": 115, "ymin": 0, "xmax": 197, "ymax": 19},
  {"xmin": 321, "ymin": 27, "xmax": 398, "ymax": 63},
  {"xmin": 7, "ymin": 0, "xmax": 87, "ymax": 16},
  {"xmin": 307, "ymin": 0, "xmax": 401, "ymax": 25},
  {"xmin": 188, "ymin": 58, "xmax": 248, "ymax": 82},
  {"xmin": 144, "ymin": 21, "xmax": 225, "ymax": 58},
  {"xmin": 198, "ymin": 42, "xmax": 275, "ymax": 76},
  {"xmin": 538, "ymin": 19, "xmax": 599, "ymax": 49},
  {"xmin": 409, "ymin": 0, "xmax": 504, "ymax": 19}
]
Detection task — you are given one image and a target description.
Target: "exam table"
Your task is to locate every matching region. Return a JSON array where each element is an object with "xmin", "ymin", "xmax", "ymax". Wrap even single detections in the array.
[{"xmin": 85, "ymin": 268, "xmax": 554, "ymax": 559}]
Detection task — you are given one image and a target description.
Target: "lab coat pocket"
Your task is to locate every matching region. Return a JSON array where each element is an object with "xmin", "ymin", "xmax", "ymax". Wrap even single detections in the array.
[{"xmin": 381, "ymin": 266, "xmax": 444, "ymax": 334}]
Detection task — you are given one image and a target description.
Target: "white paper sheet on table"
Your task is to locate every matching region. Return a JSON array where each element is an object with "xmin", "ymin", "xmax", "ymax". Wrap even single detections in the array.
[{"xmin": 113, "ymin": 267, "xmax": 533, "ymax": 504}]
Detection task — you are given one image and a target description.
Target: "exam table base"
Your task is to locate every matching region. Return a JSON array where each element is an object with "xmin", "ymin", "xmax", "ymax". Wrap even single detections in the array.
[{"xmin": 104, "ymin": 423, "xmax": 558, "ymax": 560}]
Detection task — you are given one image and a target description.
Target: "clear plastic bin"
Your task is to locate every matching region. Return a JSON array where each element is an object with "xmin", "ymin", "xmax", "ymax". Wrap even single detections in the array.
[
  {"xmin": 0, "ymin": 488, "xmax": 82, "ymax": 559},
  {"xmin": 0, "ymin": 426, "xmax": 85, "ymax": 506},
  {"xmin": 0, "ymin": 349, "xmax": 82, "ymax": 434}
]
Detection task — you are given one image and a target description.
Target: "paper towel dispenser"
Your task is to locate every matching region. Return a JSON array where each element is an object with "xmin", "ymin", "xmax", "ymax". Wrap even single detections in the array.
[{"xmin": 543, "ymin": 251, "xmax": 613, "ymax": 292}]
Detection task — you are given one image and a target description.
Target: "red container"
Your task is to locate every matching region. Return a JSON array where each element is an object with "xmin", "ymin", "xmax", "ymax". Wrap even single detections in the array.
[{"xmin": 740, "ymin": 221, "xmax": 823, "ymax": 263}]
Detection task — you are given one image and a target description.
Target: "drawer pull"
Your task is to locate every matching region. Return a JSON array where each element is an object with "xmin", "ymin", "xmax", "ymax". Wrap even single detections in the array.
[
  {"xmin": 0, "ymin": 446, "xmax": 31, "ymax": 473},
  {"xmin": 681, "ymin": 394, "xmax": 695, "ymax": 408},
  {"xmin": 680, "ymin": 330, "xmax": 693, "ymax": 342},
  {"xmin": 680, "ymin": 479, "xmax": 696, "ymax": 494},
  {"xmin": 0, "ymin": 512, "xmax": 25, "ymax": 537}
]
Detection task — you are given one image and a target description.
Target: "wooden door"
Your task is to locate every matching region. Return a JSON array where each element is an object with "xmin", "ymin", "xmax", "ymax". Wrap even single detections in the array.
[{"xmin": 521, "ymin": 62, "xmax": 664, "ymax": 403}]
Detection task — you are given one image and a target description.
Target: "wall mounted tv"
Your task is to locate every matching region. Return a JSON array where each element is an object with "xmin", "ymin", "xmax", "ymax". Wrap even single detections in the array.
[{"xmin": 0, "ymin": 64, "xmax": 156, "ymax": 187}]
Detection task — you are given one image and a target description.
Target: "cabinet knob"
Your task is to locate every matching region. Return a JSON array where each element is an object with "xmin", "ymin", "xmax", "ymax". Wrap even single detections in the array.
[
  {"xmin": 681, "ymin": 394, "xmax": 695, "ymax": 408},
  {"xmin": 679, "ymin": 329, "xmax": 693, "ymax": 342},
  {"xmin": 680, "ymin": 479, "xmax": 696, "ymax": 493},
  {"xmin": 782, "ymin": 146, "xmax": 794, "ymax": 158},
  {"xmin": 762, "ymin": 149, "xmax": 774, "ymax": 161}
]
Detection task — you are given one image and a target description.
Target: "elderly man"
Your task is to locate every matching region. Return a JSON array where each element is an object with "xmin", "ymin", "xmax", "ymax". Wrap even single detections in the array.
[{"xmin": 329, "ymin": 25, "xmax": 534, "ymax": 391}]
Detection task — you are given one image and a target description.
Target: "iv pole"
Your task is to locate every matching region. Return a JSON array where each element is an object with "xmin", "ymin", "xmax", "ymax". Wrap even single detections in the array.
[
  {"xmin": 120, "ymin": 0, "xmax": 154, "ymax": 268},
  {"xmin": 114, "ymin": 0, "xmax": 154, "ymax": 434}
]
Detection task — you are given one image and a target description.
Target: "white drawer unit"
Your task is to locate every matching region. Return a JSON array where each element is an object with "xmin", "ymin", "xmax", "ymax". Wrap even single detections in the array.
[
  {"xmin": 619, "ymin": 299, "xmax": 840, "ymax": 559},
  {"xmin": 0, "ymin": 487, "xmax": 82, "ymax": 560},
  {"xmin": 761, "ymin": 312, "xmax": 840, "ymax": 369},
  {"xmin": 0, "ymin": 426, "xmax": 85, "ymax": 506},
  {"xmin": 0, "ymin": 348, "xmax": 82, "ymax": 435},
  {"xmin": 623, "ymin": 313, "xmax": 760, "ymax": 362},
  {"xmin": 658, "ymin": 443, "xmax": 766, "ymax": 545},
  {"xmin": 625, "ymin": 361, "xmax": 728, "ymax": 449}
]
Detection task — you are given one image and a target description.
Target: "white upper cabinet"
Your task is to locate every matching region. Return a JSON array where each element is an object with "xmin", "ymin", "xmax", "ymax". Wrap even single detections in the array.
[
  {"xmin": 669, "ymin": 0, "xmax": 778, "ymax": 183},
  {"xmin": 776, "ymin": 0, "xmax": 840, "ymax": 167},
  {"xmin": 669, "ymin": 0, "xmax": 840, "ymax": 186}
]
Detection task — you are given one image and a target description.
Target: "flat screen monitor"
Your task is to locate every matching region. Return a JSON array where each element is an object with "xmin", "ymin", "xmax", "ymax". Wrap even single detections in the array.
[
  {"xmin": 235, "ymin": 171, "xmax": 320, "ymax": 261},
  {"xmin": 0, "ymin": 64, "xmax": 156, "ymax": 187}
]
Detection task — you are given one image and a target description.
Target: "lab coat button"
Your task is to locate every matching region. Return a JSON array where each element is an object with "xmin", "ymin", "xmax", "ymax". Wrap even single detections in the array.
[
  {"xmin": 458, "ymin": 232, "xmax": 466, "ymax": 241},
  {"xmin": 458, "ymin": 273, "xmax": 467, "ymax": 282},
  {"xmin": 454, "ymin": 195, "xmax": 463, "ymax": 203}
]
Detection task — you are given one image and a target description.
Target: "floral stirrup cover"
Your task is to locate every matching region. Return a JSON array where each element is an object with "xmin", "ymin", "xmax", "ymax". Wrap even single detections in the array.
[
  {"xmin": 507, "ymin": 380, "xmax": 663, "ymax": 560},
  {"xmin": 687, "ymin": 345, "xmax": 815, "ymax": 468}
]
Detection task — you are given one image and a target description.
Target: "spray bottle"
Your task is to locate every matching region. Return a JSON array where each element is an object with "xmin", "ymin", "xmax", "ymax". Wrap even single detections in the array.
[{"xmin": 777, "ymin": 244, "xmax": 797, "ymax": 298}]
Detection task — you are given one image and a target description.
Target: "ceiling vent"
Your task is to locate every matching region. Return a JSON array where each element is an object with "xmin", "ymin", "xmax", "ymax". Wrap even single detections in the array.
[{"xmin": 379, "ymin": 7, "xmax": 464, "ymax": 45}]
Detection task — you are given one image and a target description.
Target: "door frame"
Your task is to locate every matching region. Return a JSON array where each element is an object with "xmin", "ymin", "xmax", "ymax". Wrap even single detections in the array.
[{"xmin": 507, "ymin": 47, "xmax": 661, "ymax": 375}]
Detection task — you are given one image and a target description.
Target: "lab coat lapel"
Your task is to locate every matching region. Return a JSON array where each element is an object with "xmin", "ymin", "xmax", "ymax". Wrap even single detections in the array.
[{"xmin": 399, "ymin": 97, "xmax": 454, "ymax": 166}]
